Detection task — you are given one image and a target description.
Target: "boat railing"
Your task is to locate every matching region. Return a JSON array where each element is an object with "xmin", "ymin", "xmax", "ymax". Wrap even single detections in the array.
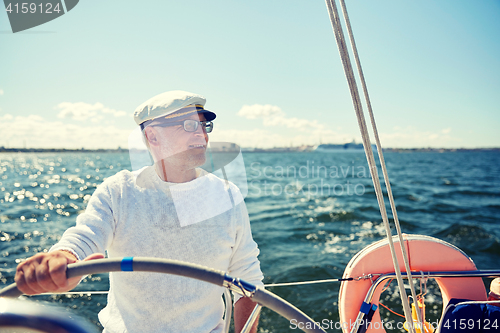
[
  {"xmin": 6, "ymin": 269, "xmax": 500, "ymax": 333},
  {"xmin": 345, "ymin": 270, "xmax": 500, "ymax": 333},
  {"xmin": 363, "ymin": 270, "xmax": 500, "ymax": 306}
]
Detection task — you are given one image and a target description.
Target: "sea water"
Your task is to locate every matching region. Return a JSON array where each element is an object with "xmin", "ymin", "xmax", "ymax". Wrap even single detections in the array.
[{"xmin": 0, "ymin": 151, "xmax": 499, "ymax": 332}]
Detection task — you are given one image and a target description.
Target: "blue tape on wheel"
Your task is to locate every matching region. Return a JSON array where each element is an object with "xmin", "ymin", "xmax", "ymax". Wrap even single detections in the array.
[
  {"xmin": 121, "ymin": 257, "xmax": 134, "ymax": 271},
  {"xmin": 360, "ymin": 302, "xmax": 371, "ymax": 314}
]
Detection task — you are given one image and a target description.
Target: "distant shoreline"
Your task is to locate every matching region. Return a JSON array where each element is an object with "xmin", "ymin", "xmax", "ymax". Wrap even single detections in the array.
[
  {"xmin": 0, "ymin": 147, "xmax": 129, "ymax": 153},
  {"xmin": 0, "ymin": 147, "xmax": 499, "ymax": 153}
]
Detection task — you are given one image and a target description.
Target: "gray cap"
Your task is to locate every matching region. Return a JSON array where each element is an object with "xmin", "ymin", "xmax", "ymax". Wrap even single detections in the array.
[{"xmin": 133, "ymin": 90, "xmax": 216, "ymax": 126}]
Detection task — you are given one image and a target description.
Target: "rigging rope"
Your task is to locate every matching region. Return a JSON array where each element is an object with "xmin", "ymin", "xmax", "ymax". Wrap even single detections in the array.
[
  {"xmin": 336, "ymin": 0, "xmax": 424, "ymax": 329},
  {"xmin": 334, "ymin": 0, "xmax": 422, "ymax": 323},
  {"xmin": 33, "ymin": 277, "xmax": 357, "ymax": 296},
  {"xmin": 324, "ymin": 0, "xmax": 419, "ymax": 332}
]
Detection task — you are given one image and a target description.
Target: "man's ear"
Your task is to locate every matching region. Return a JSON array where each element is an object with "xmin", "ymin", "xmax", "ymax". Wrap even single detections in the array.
[{"xmin": 144, "ymin": 127, "xmax": 160, "ymax": 146}]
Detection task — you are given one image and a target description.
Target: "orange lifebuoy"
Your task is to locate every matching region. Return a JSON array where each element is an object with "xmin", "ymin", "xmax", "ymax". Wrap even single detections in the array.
[{"xmin": 338, "ymin": 234, "xmax": 487, "ymax": 333}]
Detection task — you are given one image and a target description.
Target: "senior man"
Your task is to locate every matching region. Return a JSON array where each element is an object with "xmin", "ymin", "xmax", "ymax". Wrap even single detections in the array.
[{"xmin": 15, "ymin": 90, "xmax": 263, "ymax": 333}]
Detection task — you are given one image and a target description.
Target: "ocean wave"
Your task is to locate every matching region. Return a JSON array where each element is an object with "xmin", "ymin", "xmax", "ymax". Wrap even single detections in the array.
[
  {"xmin": 315, "ymin": 210, "xmax": 359, "ymax": 223},
  {"xmin": 433, "ymin": 189, "xmax": 500, "ymax": 198},
  {"xmin": 432, "ymin": 223, "xmax": 500, "ymax": 256}
]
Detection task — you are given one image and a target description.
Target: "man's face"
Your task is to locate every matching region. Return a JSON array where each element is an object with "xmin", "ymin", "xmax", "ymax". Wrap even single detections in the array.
[{"xmin": 145, "ymin": 112, "xmax": 209, "ymax": 170}]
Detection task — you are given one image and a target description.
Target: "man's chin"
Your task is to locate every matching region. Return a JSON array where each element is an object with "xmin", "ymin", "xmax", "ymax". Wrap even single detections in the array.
[
  {"xmin": 187, "ymin": 150, "xmax": 207, "ymax": 168},
  {"xmin": 157, "ymin": 149, "xmax": 207, "ymax": 171}
]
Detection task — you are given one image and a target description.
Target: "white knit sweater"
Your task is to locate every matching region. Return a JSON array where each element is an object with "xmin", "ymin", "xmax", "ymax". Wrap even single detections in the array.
[{"xmin": 51, "ymin": 166, "xmax": 263, "ymax": 333}]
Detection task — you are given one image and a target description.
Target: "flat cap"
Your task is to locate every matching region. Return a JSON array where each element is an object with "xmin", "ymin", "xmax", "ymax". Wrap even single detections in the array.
[{"xmin": 133, "ymin": 90, "xmax": 216, "ymax": 126}]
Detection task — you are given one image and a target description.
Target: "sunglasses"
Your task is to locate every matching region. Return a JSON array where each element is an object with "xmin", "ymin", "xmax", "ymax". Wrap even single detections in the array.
[{"xmin": 150, "ymin": 119, "xmax": 213, "ymax": 133}]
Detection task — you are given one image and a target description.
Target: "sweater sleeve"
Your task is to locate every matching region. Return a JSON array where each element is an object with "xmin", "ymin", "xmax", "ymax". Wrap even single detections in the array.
[
  {"xmin": 228, "ymin": 199, "xmax": 264, "ymax": 304},
  {"xmin": 50, "ymin": 180, "xmax": 116, "ymax": 260}
]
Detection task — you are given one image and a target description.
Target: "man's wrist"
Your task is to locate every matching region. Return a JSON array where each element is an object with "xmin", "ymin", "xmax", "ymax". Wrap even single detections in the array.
[{"xmin": 58, "ymin": 249, "xmax": 79, "ymax": 261}]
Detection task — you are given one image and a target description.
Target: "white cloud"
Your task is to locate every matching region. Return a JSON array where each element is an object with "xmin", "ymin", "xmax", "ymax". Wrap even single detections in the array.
[
  {"xmin": 0, "ymin": 114, "xmax": 13, "ymax": 121},
  {"xmin": 235, "ymin": 104, "xmax": 462, "ymax": 148},
  {"xmin": 229, "ymin": 103, "xmax": 358, "ymax": 147},
  {"xmin": 102, "ymin": 106, "xmax": 127, "ymax": 117},
  {"xmin": 441, "ymin": 128, "xmax": 451, "ymax": 134},
  {"xmin": 0, "ymin": 114, "xmax": 133, "ymax": 149},
  {"xmin": 237, "ymin": 104, "xmax": 284, "ymax": 119},
  {"xmin": 379, "ymin": 126, "xmax": 459, "ymax": 147},
  {"xmin": 56, "ymin": 102, "xmax": 127, "ymax": 122},
  {"xmin": 1, "ymin": 113, "xmax": 459, "ymax": 150},
  {"xmin": 211, "ymin": 120, "xmax": 460, "ymax": 149},
  {"xmin": 263, "ymin": 116, "xmax": 323, "ymax": 130},
  {"xmin": 237, "ymin": 104, "xmax": 324, "ymax": 132},
  {"xmin": 210, "ymin": 126, "xmax": 352, "ymax": 149},
  {"xmin": 0, "ymin": 88, "xmax": 4, "ymax": 96},
  {"xmin": 210, "ymin": 128, "xmax": 290, "ymax": 148}
]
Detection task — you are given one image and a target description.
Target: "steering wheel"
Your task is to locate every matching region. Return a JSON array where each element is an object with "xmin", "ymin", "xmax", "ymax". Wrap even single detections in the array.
[{"xmin": 0, "ymin": 257, "xmax": 327, "ymax": 333}]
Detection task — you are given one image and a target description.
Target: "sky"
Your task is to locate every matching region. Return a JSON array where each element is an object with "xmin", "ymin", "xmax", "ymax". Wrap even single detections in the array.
[{"xmin": 1, "ymin": 0, "xmax": 499, "ymax": 149}]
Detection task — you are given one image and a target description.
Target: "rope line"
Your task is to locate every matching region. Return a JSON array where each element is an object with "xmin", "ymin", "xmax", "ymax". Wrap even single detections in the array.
[
  {"xmin": 266, "ymin": 277, "xmax": 353, "ymax": 287},
  {"xmin": 28, "ymin": 277, "xmax": 357, "ymax": 296},
  {"xmin": 337, "ymin": 0, "xmax": 423, "ymax": 328},
  {"xmin": 324, "ymin": 1, "xmax": 416, "ymax": 332},
  {"xmin": 378, "ymin": 302, "xmax": 406, "ymax": 318}
]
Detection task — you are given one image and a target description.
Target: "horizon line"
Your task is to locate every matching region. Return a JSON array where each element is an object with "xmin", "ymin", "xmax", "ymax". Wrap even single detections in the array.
[{"xmin": 1, "ymin": 146, "xmax": 499, "ymax": 153}]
